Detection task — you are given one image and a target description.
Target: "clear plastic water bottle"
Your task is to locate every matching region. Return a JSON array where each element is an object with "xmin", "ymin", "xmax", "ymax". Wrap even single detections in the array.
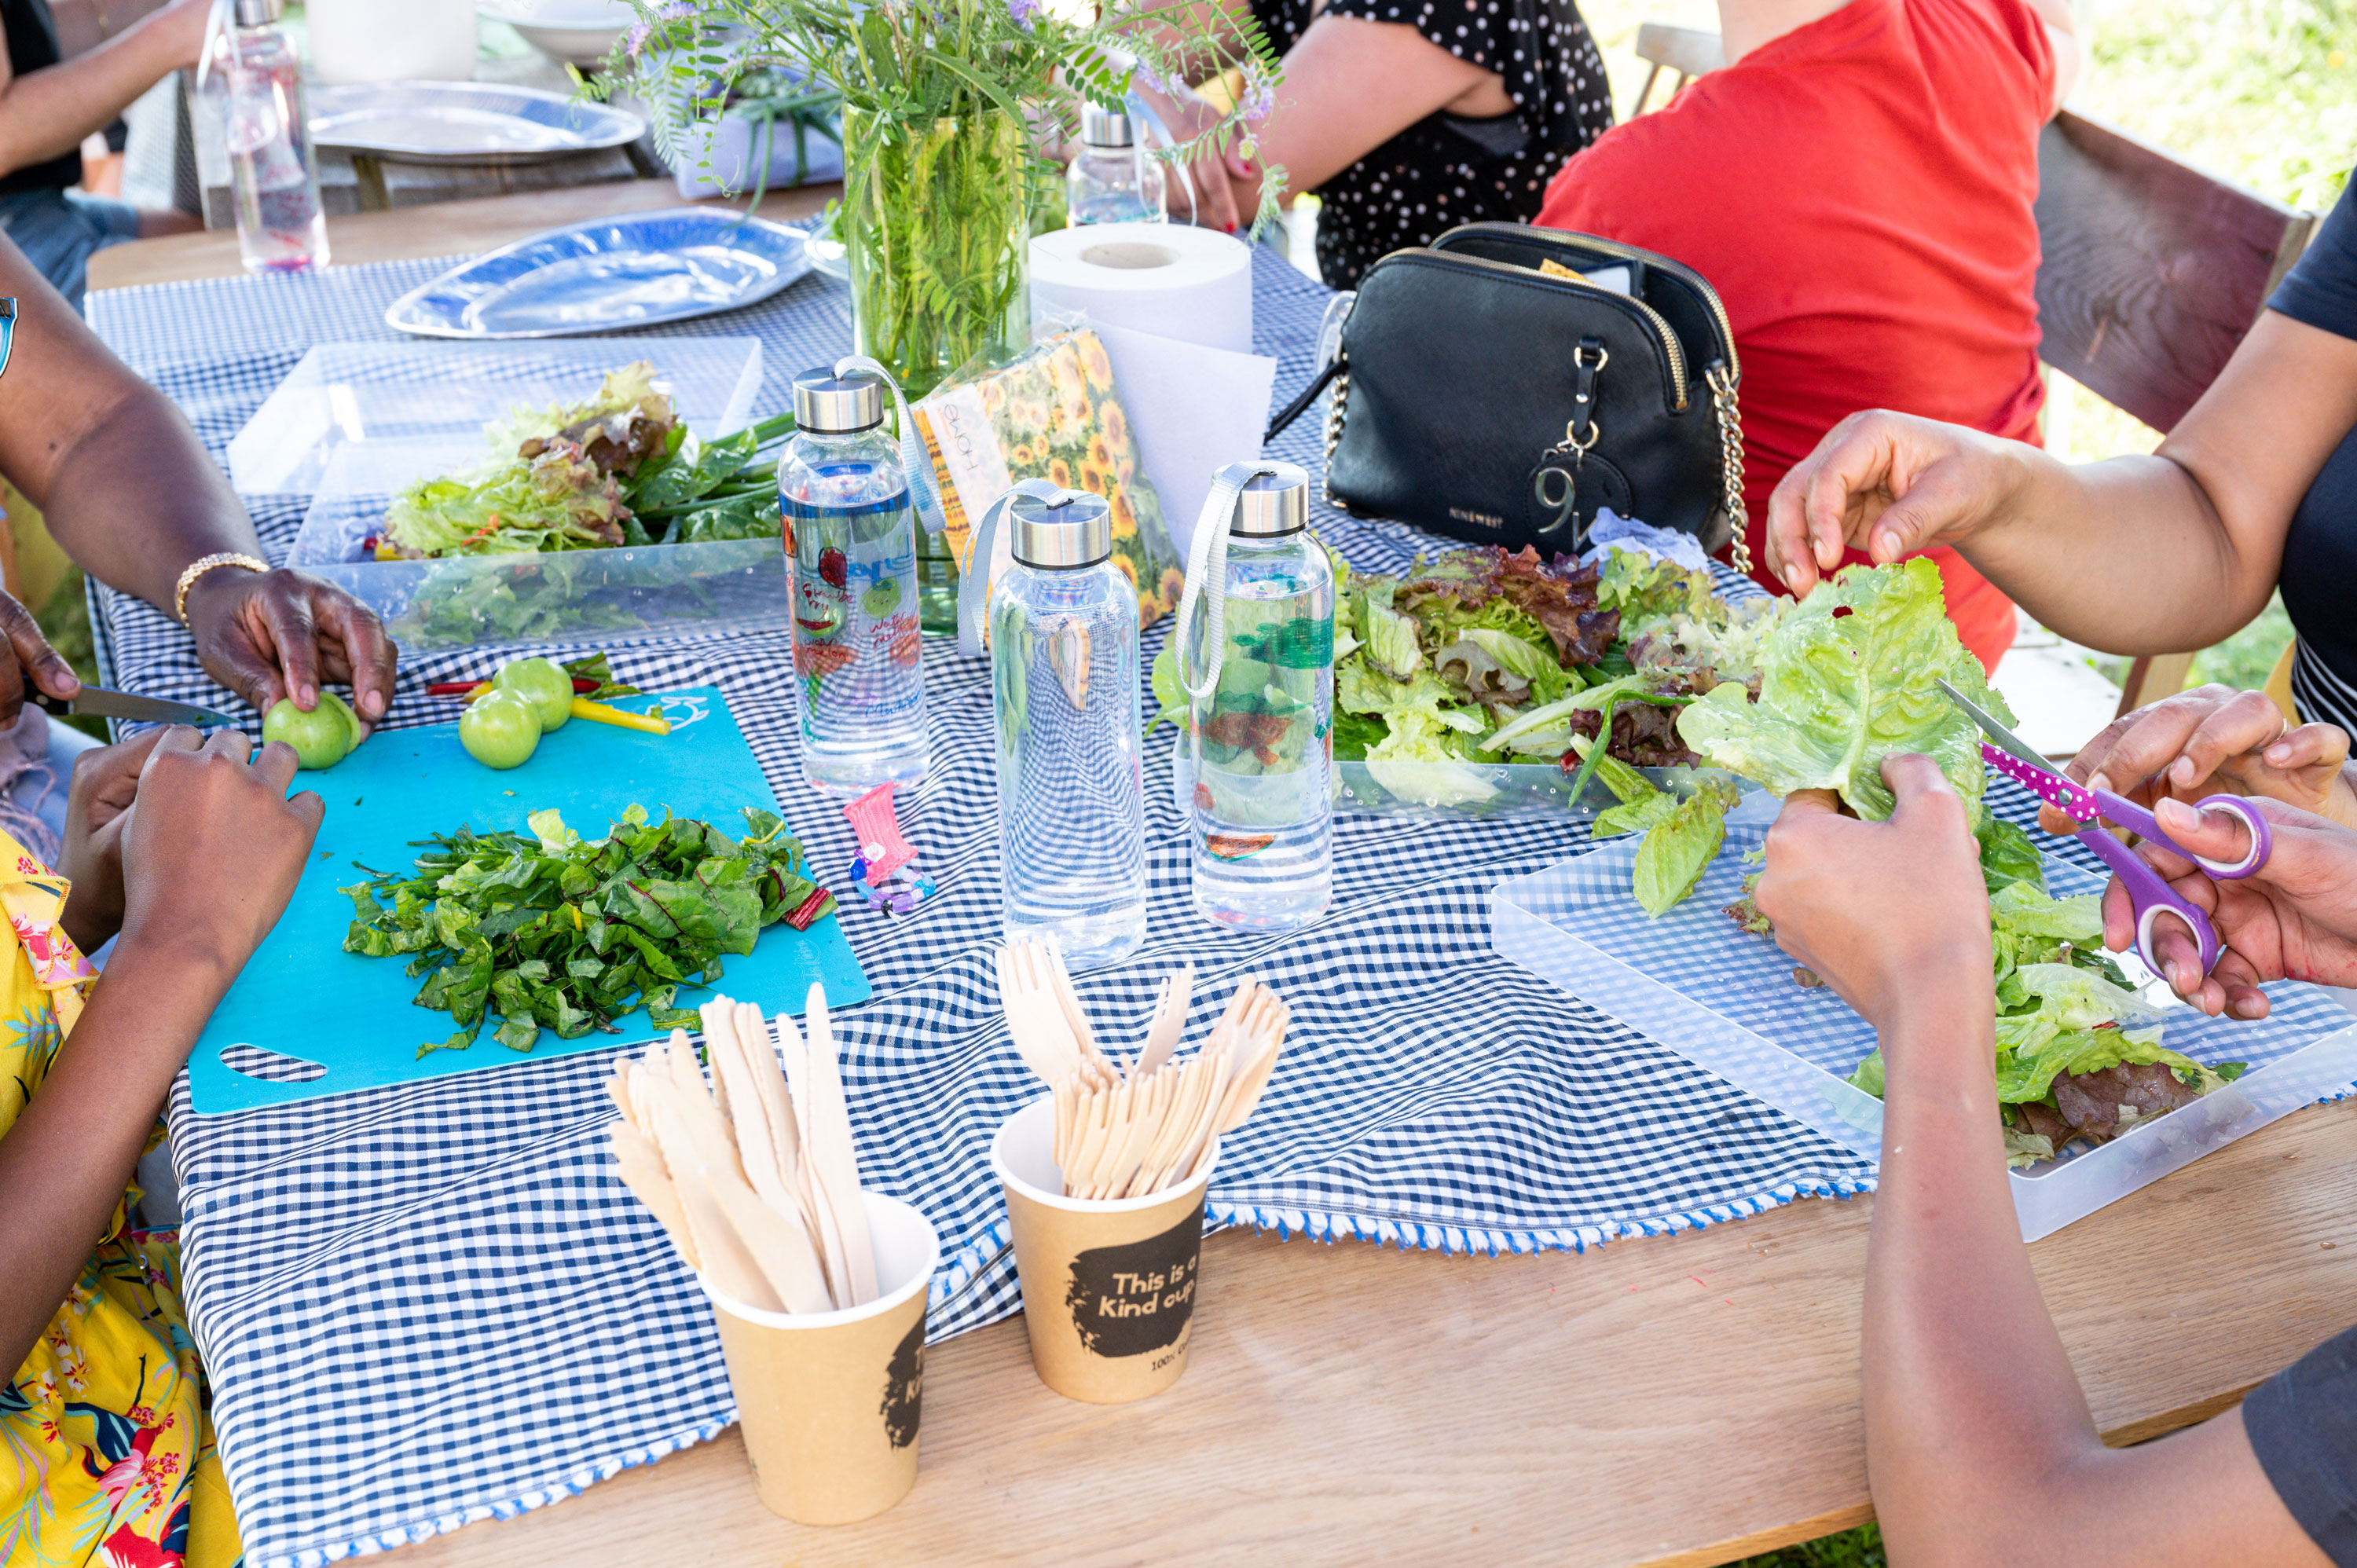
[
  {"xmin": 218, "ymin": 0, "xmax": 328, "ymax": 274},
  {"xmin": 1188, "ymin": 465, "xmax": 1333, "ymax": 929},
  {"xmin": 1067, "ymin": 104, "xmax": 1167, "ymax": 226},
  {"xmin": 779, "ymin": 365, "xmax": 929, "ymax": 796},
  {"xmin": 990, "ymin": 488, "xmax": 1147, "ymax": 968}
]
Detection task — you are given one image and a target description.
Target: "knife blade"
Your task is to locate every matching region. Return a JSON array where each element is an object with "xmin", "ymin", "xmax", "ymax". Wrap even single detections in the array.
[
  {"xmin": 1933, "ymin": 676, "xmax": 2055, "ymax": 777},
  {"xmin": 29, "ymin": 687, "xmax": 235, "ymax": 727}
]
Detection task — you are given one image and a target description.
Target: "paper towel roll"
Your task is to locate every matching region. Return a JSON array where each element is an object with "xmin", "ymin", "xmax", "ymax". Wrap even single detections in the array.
[{"xmin": 1029, "ymin": 225, "xmax": 1255, "ymax": 355}]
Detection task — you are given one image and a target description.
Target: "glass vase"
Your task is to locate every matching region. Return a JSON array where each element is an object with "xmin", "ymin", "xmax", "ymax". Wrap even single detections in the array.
[{"xmin": 842, "ymin": 107, "xmax": 1033, "ymax": 632}]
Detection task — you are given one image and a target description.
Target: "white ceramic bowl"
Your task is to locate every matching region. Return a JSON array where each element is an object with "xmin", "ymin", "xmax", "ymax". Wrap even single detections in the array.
[{"xmin": 478, "ymin": 0, "xmax": 633, "ymax": 64}]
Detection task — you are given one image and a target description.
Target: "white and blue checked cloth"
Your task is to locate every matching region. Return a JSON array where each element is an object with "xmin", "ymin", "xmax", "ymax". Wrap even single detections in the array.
[{"xmin": 90, "ymin": 247, "xmax": 1880, "ymax": 1568}]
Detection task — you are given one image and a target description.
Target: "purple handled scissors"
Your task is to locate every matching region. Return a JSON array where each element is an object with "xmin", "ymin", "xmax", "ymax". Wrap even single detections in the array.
[{"xmin": 1935, "ymin": 679, "xmax": 2272, "ymax": 978}]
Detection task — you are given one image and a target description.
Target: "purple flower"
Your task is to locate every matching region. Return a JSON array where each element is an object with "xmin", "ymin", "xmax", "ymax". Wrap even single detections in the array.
[
  {"xmin": 1007, "ymin": 0, "xmax": 1039, "ymax": 27},
  {"xmin": 1237, "ymin": 61, "xmax": 1276, "ymax": 122},
  {"xmin": 625, "ymin": 0, "xmax": 695, "ymax": 57}
]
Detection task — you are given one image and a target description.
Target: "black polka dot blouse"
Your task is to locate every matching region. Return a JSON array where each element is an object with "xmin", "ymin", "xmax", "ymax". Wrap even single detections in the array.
[{"xmin": 1255, "ymin": 0, "xmax": 1614, "ymax": 288}]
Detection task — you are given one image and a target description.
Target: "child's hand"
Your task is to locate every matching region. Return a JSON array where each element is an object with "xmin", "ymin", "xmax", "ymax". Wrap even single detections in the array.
[
  {"xmin": 57, "ymin": 729, "xmax": 170, "ymax": 955},
  {"xmin": 2039, "ymin": 686, "xmax": 2355, "ymax": 835},
  {"xmin": 114, "ymin": 728, "xmax": 323, "ymax": 991},
  {"xmin": 2111, "ymin": 795, "xmax": 2357, "ymax": 1019},
  {"xmin": 1753, "ymin": 754, "xmax": 1994, "ymax": 1036}
]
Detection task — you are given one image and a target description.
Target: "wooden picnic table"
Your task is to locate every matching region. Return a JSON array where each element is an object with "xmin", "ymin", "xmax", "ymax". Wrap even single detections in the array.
[{"xmin": 90, "ymin": 180, "xmax": 2357, "ymax": 1568}]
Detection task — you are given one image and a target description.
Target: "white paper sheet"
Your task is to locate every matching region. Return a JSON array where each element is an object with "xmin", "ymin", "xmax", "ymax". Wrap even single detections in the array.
[{"xmin": 1089, "ymin": 321, "xmax": 1277, "ymax": 561}]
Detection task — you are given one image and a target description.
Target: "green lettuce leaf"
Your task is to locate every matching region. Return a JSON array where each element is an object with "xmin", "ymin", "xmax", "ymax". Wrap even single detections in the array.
[
  {"xmin": 1989, "ymin": 881, "xmax": 2102, "ymax": 943},
  {"xmin": 1977, "ymin": 816, "xmax": 2045, "ymax": 894},
  {"xmin": 1593, "ymin": 791, "xmax": 1680, "ymax": 838},
  {"xmin": 1673, "ymin": 558, "xmax": 2011, "ymax": 821},
  {"xmin": 1631, "ymin": 778, "xmax": 1740, "ymax": 916},
  {"xmin": 1365, "ymin": 603, "xmax": 1424, "ymax": 680},
  {"xmin": 1598, "ymin": 546, "xmax": 1718, "ymax": 632}
]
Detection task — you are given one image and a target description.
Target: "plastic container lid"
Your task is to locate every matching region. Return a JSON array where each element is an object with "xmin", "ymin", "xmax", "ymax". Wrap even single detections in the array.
[{"xmin": 229, "ymin": 336, "xmax": 763, "ymax": 498}]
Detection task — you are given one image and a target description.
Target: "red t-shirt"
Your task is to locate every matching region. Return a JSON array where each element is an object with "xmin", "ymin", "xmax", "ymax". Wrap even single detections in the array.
[{"xmin": 1535, "ymin": 0, "xmax": 2055, "ymax": 670}]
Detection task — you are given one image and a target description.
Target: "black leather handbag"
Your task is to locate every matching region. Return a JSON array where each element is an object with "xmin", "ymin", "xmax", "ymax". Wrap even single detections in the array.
[{"xmin": 1268, "ymin": 222, "xmax": 1751, "ymax": 570}]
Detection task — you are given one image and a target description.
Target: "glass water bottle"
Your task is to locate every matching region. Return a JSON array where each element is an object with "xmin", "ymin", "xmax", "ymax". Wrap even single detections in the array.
[
  {"xmin": 779, "ymin": 365, "xmax": 929, "ymax": 796},
  {"xmin": 218, "ymin": 0, "xmax": 328, "ymax": 274},
  {"xmin": 991, "ymin": 488, "xmax": 1148, "ymax": 968},
  {"xmin": 1189, "ymin": 464, "xmax": 1334, "ymax": 929},
  {"xmin": 1067, "ymin": 104, "xmax": 1168, "ymax": 226}
]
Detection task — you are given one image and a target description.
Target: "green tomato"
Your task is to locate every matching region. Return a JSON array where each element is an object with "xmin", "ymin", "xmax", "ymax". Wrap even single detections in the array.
[
  {"xmin": 494, "ymin": 657, "xmax": 574, "ymax": 731},
  {"xmin": 460, "ymin": 689, "xmax": 542, "ymax": 770},
  {"xmin": 262, "ymin": 695, "xmax": 354, "ymax": 770}
]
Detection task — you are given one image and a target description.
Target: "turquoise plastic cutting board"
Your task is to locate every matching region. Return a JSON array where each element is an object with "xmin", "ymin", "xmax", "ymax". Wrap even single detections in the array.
[{"xmin": 188, "ymin": 685, "xmax": 869, "ymax": 1114}]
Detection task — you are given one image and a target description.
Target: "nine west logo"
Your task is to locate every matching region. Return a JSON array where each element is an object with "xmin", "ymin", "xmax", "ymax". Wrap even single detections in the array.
[{"xmin": 1448, "ymin": 507, "xmax": 1505, "ymax": 529}]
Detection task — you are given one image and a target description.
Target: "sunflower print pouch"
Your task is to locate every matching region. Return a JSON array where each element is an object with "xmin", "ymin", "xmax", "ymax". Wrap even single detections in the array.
[{"xmin": 912, "ymin": 330, "xmax": 1186, "ymax": 631}]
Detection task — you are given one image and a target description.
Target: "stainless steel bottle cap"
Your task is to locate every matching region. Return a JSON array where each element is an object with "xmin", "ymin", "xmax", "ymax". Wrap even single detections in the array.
[
  {"xmin": 233, "ymin": 0, "xmax": 283, "ymax": 24},
  {"xmin": 1010, "ymin": 488, "xmax": 1113, "ymax": 568},
  {"xmin": 791, "ymin": 365, "xmax": 886, "ymax": 434},
  {"xmin": 1232, "ymin": 463, "xmax": 1310, "ymax": 537},
  {"xmin": 1080, "ymin": 103, "xmax": 1135, "ymax": 149}
]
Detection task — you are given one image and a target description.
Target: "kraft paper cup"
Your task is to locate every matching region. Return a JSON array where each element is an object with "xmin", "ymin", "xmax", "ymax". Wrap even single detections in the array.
[
  {"xmin": 698, "ymin": 1192, "xmax": 940, "ymax": 1526},
  {"xmin": 990, "ymin": 1094, "xmax": 1218, "ymax": 1405}
]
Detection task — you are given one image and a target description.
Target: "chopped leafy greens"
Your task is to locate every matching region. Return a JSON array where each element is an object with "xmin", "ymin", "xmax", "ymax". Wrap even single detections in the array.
[{"xmin": 342, "ymin": 805, "xmax": 834, "ymax": 1058}]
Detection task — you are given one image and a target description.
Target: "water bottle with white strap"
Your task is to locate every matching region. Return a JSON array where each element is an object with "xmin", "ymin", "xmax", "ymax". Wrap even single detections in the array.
[
  {"xmin": 1175, "ymin": 463, "xmax": 1334, "ymax": 929},
  {"xmin": 779, "ymin": 364, "xmax": 929, "ymax": 795},
  {"xmin": 985, "ymin": 486, "xmax": 1147, "ymax": 968}
]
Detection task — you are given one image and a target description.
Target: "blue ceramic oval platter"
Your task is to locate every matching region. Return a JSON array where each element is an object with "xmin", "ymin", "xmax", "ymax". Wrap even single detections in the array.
[{"xmin": 384, "ymin": 208, "xmax": 814, "ymax": 339}]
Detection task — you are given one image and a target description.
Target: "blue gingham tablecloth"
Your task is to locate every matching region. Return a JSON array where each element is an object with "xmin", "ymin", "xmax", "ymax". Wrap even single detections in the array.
[{"xmin": 86, "ymin": 246, "xmax": 1878, "ymax": 1568}]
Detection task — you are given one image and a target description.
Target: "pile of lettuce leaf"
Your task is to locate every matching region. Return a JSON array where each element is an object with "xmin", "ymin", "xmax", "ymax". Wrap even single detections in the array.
[{"xmin": 377, "ymin": 362, "xmax": 794, "ymax": 561}]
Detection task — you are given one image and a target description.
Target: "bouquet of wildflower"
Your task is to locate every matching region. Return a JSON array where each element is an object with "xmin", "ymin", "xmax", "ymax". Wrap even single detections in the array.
[
  {"xmin": 604, "ymin": 0, "xmax": 1284, "ymax": 395},
  {"xmin": 608, "ymin": 0, "xmax": 1283, "ymax": 226}
]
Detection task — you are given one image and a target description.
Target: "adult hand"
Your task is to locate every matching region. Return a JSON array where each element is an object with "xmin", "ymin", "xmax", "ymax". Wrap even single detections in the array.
[
  {"xmin": 2109, "ymin": 795, "xmax": 2357, "ymax": 1020},
  {"xmin": 1167, "ymin": 141, "xmax": 1246, "ymax": 233},
  {"xmin": 1753, "ymin": 754, "xmax": 1993, "ymax": 1035},
  {"xmin": 181, "ymin": 566, "xmax": 397, "ymax": 738},
  {"xmin": 1764, "ymin": 409, "xmax": 2033, "ymax": 598},
  {"xmin": 114, "ymin": 727, "xmax": 323, "ymax": 991},
  {"xmin": 2041, "ymin": 685, "xmax": 2354, "ymax": 837},
  {"xmin": 56, "ymin": 727, "xmax": 170, "ymax": 956},
  {"xmin": 0, "ymin": 590, "xmax": 82, "ymax": 729}
]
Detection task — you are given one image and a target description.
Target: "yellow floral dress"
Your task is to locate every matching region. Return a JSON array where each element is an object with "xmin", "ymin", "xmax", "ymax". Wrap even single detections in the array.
[{"xmin": 0, "ymin": 832, "xmax": 241, "ymax": 1567}]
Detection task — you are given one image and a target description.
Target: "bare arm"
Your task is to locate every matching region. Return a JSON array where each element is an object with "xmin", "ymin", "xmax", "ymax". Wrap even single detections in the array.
[
  {"xmin": 1755, "ymin": 757, "xmax": 2330, "ymax": 1568},
  {"xmin": 2021, "ymin": 0, "xmax": 2079, "ymax": 112},
  {"xmin": 1766, "ymin": 310, "xmax": 2357, "ymax": 655},
  {"xmin": 47, "ymin": 0, "xmax": 181, "ymax": 58},
  {"xmin": 0, "ymin": 236, "xmax": 400, "ymax": 728},
  {"xmin": 0, "ymin": 0, "xmax": 204, "ymax": 179}
]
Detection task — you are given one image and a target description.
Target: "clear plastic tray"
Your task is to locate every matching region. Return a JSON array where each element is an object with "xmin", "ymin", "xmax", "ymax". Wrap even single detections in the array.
[
  {"xmin": 225, "ymin": 337, "xmax": 764, "ymax": 496},
  {"xmin": 288, "ymin": 475, "xmax": 790, "ymax": 652},
  {"xmin": 1490, "ymin": 821, "xmax": 2357, "ymax": 1240}
]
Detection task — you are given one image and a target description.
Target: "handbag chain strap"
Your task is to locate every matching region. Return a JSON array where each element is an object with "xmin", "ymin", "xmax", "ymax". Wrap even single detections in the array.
[
  {"xmin": 1705, "ymin": 361, "xmax": 1753, "ymax": 577},
  {"xmin": 1320, "ymin": 355, "xmax": 1352, "ymax": 512}
]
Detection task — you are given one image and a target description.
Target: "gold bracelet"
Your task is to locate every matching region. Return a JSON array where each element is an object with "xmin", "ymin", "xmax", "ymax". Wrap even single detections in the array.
[{"xmin": 173, "ymin": 551, "xmax": 268, "ymax": 625}]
